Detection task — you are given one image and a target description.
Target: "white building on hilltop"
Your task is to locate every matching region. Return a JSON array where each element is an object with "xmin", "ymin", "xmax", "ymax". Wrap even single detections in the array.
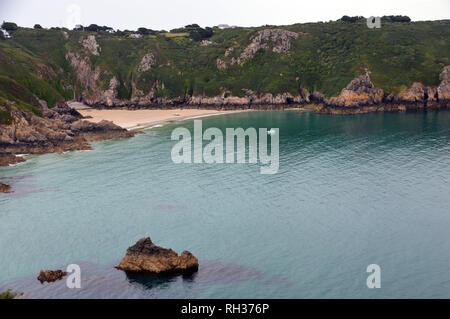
[
  {"xmin": 217, "ymin": 24, "xmax": 238, "ymax": 29},
  {"xmin": 1, "ymin": 29, "xmax": 11, "ymax": 39}
]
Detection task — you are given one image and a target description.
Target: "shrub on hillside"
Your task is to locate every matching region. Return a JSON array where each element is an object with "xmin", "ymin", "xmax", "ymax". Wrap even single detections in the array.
[
  {"xmin": 1, "ymin": 21, "xmax": 18, "ymax": 31},
  {"xmin": 382, "ymin": 15, "xmax": 411, "ymax": 23}
]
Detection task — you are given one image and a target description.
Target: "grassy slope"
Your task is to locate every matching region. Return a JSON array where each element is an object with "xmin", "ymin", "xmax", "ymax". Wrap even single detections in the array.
[{"xmin": 0, "ymin": 19, "xmax": 448, "ymax": 119}]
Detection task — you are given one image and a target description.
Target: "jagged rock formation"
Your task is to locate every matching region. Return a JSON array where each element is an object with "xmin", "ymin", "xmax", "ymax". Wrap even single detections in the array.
[
  {"xmin": 396, "ymin": 82, "xmax": 428, "ymax": 103},
  {"xmin": 138, "ymin": 53, "xmax": 155, "ymax": 73},
  {"xmin": 217, "ymin": 29, "xmax": 302, "ymax": 69},
  {"xmin": 0, "ymin": 102, "xmax": 134, "ymax": 166},
  {"xmin": 327, "ymin": 70, "xmax": 384, "ymax": 107},
  {"xmin": 37, "ymin": 270, "xmax": 67, "ymax": 283},
  {"xmin": 437, "ymin": 65, "xmax": 450, "ymax": 101},
  {"xmin": 103, "ymin": 77, "xmax": 119, "ymax": 107},
  {"xmin": 66, "ymin": 52, "xmax": 120, "ymax": 107},
  {"xmin": 66, "ymin": 51, "xmax": 101, "ymax": 100},
  {"xmin": 116, "ymin": 237, "xmax": 199, "ymax": 274},
  {"xmin": 81, "ymin": 35, "xmax": 100, "ymax": 55},
  {"xmin": 318, "ymin": 66, "xmax": 450, "ymax": 114}
]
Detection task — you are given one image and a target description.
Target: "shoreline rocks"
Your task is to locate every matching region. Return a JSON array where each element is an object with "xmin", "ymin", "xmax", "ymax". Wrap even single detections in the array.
[
  {"xmin": 327, "ymin": 70, "xmax": 384, "ymax": 107},
  {"xmin": 116, "ymin": 237, "xmax": 199, "ymax": 274},
  {"xmin": 80, "ymin": 66, "xmax": 450, "ymax": 113},
  {"xmin": 0, "ymin": 102, "xmax": 134, "ymax": 166},
  {"xmin": 37, "ymin": 270, "xmax": 67, "ymax": 284},
  {"xmin": 0, "ymin": 153, "xmax": 25, "ymax": 167}
]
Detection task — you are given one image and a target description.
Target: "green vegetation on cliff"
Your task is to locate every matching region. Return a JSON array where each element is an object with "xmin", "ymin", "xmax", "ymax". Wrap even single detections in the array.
[
  {"xmin": 0, "ymin": 18, "xmax": 449, "ymax": 114},
  {"xmin": 0, "ymin": 289, "xmax": 17, "ymax": 299}
]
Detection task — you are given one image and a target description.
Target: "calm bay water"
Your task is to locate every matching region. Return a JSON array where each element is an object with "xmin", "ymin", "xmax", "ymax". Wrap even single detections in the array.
[{"xmin": 1, "ymin": 110, "xmax": 449, "ymax": 298}]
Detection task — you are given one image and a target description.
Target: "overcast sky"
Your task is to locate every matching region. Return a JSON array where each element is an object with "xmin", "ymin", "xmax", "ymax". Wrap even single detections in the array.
[{"xmin": 1, "ymin": 0, "xmax": 449, "ymax": 31}]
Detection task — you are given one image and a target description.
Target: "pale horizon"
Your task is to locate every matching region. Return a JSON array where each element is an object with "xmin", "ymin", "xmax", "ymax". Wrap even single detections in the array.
[{"xmin": 0, "ymin": 0, "xmax": 449, "ymax": 31}]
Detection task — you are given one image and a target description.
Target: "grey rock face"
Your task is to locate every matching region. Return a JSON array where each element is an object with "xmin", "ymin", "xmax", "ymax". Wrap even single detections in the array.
[
  {"xmin": 138, "ymin": 53, "xmax": 155, "ymax": 73},
  {"xmin": 218, "ymin": 29, "xmax": 302, "ymax": 69},
  {"xmin": 81, "ymin": 35, "xmax": 100, "ymax": 55}
]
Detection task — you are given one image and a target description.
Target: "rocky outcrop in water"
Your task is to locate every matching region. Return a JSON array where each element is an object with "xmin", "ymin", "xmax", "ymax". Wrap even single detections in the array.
[
  {"xmin": 116, "ymin": 237, "xmax": 199, "ymax": 274},
  {"xmin": 37, "ymin": 270, "xmax": 67, "ymax": 284},
  {"xmin": 0, "ymin": 182, "xmax": 11, "ymax": 193}
]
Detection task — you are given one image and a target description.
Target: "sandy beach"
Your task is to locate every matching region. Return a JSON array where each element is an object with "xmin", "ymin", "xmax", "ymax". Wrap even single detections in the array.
[{"xmin": 77, "ymin": 108, "xmax": 241, "ymax": 130}]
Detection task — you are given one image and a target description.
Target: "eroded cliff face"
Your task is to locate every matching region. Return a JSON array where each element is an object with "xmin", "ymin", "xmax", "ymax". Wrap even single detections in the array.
[
  {"xmin": 64, "ymin": 40, "xmax": 449, "ymax": 113},
  {"xmin": 60, "ymin": 27, "xmax": 449, "ymax": 113},
  {"xmin": 66, "ymin": 51, "xmax": 120, "ymax": 107},
  {"xmin": 81, "ymin": 35, "xmax": 100, "ymax": 56},
  {"xmin": 217, "ymin": 29, "xmax": 303, "ymax": 69},
  {"xmin": 138, "ymin": 53, "xmax": 155, "ymax": 73}
]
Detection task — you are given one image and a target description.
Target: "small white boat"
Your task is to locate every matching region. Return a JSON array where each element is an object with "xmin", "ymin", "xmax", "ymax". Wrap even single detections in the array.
[{"xmin": 268, "ymin": 129, "xmax": 276, "ymax": 136}]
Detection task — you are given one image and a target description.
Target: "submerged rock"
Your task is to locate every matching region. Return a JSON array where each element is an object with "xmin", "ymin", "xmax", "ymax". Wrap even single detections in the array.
[
  {"xmin": 0, "ymin": 182, "xmax": 11, "ymax": 193},
  {"xmin": 37, "ymin": 270, "xmax": 67, "ymax": 284},
  {"xmin": 116, "ymin": 237, "xmax": 199, "ymax": 274}
]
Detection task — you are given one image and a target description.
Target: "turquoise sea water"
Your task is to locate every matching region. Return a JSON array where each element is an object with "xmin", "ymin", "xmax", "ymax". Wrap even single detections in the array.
[{"xmin": 0, "ymin": 110, "xmax": 449, "ymax": 298}]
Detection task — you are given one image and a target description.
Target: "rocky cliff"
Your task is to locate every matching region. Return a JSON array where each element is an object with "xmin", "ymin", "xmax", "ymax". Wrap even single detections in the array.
[
  {"xmin": 62, "ymin": 35, "xmax": 449, "ymax": 113},
  {"xmin": 2, "ymin": 20, "xmax": 449, "ymax": 112},
  {"xmin": 318, "ymin": 66, "xmax": 450, "ymax": 114}
]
